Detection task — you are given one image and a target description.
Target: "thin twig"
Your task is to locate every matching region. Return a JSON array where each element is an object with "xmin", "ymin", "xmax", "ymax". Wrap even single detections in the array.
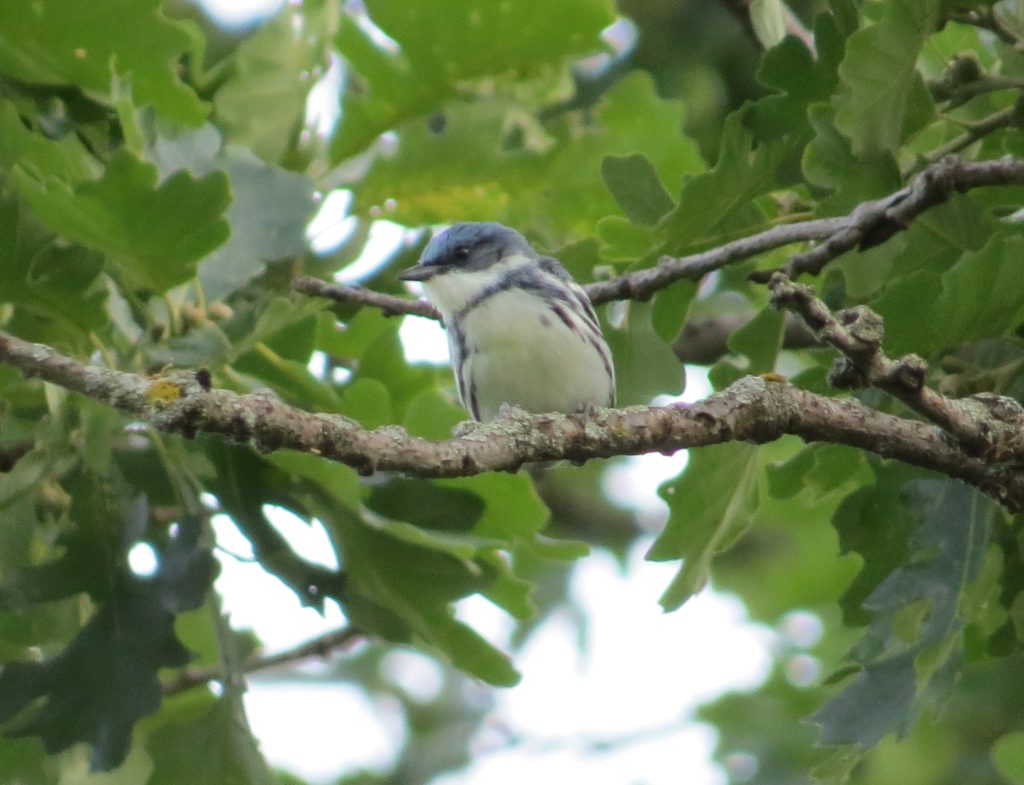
[
  {"xmin": 903, "ymin": 104, "xmax": 1023, "ymax": 177},
  {"xmin": 163, "ymin": 626, "xmax": 363, "ymax": 695},
  {"xmin": 295, "ymin": 157, "xmax": 1024, "ymax": 316},
  {"xmin": 294, "ymin": 276, "xmax": 439, "ymax": 319},
  {"xmin": 929, "ymin": 73, "xmax": 1024, "ymax": 107}
]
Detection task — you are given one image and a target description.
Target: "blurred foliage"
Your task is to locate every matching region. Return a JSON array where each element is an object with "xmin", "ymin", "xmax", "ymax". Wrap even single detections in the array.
[{"xmin": 2, "ymin": 0, "xmax": 1024, "ymax": 783}]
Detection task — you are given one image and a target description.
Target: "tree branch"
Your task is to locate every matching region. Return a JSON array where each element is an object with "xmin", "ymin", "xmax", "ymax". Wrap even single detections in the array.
[
  {"xmin": 948, "ymin": 9, "xmax": 1019, "ymax": 46},
  {"xmin": 3, "ymin": 329, "xmax": 1024, "ymax": 510},
  {"xmin": 768, "ymin": 273, "xmax": 1024, "ymax": 459},
  {"xmin": 928, "ymin": 70, "xmax": 1024, "ymax": 108},
  {"xmin": 293, "ymin": 276, "xmax": 440, "ymax": 319},
  {"xmin": 904, "ymin": 104, "xmax": 1023, "ymax": 176},
  {"xmin": 163, "ymin": 626, "xmax": 363, "ymax": 695},
  {"xmin": 295, "ymin": 157, "xmax": 1024, "ymax": 316},
  {"xmin": 752, "ymin": 155, "xmax": 1024, "ymax": 281},
  {"xmin": 672, "ymin": 312, "xmax": 816, "ymax": 365}
]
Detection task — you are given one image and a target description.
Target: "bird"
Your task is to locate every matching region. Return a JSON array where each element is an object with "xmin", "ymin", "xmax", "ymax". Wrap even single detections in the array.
[{"xmin": 398, "ymin": 222, "xmax": 616, "ymax": 422}]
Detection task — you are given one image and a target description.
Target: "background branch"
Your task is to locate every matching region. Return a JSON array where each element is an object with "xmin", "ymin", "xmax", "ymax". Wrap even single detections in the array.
[
  {"xmin": 672, "ymin": 312, "xmax": 816, "ymax": 365},
  {"xmin": 163, "ymin": 626, "xmax": 363, "ymax": 696},
  {"xmin": 905, "ymin": 103, "xmax": 1023, "ymax": 176},
  {"xmin": 755, "ymin": 155, "xmax": 1024, "ymax": 281},
  {"xmin": 293, "ymin": 276, "xmax": 440, "ymax": 319},
  {"xmin": 3, "ymin": 329, "xmax": 1023, "ymax": 510},
  {"xmin": 296, "ymin": 157, "xmax": 1024, "ymax": 317}
]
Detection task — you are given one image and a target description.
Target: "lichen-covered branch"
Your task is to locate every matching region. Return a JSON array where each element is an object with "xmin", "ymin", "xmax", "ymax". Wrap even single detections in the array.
[
  {"xmin": 767, "ymin": 274, "xmax": 1024, "ymax": 460},
  {"xmin": 3, "ymin": 330, "xmax": 1024, "ymax": 510}
]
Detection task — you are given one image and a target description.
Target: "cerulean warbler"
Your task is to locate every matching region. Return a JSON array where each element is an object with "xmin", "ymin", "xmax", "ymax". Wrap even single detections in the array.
[{"xmin": 399, "ymin": 222, "xmax": 616, "ymax": 421}]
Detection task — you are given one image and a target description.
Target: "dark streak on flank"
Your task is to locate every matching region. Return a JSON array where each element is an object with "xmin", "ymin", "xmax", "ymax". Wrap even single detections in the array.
[
  {"xmin": 469, "ymin": 379, "xmax": 481, "ymax": 420},
  {"xmin": 589, "ymin": 333, "xmax": 614, "ymax": 382},
  {"xmin": 550, "ymin": 302, "xmax": 577, "ymax": 333},
  {"xmin": 572, "ymin": 288, "xmax": 601, "ymax": 331},
  {"xmin": 450, "ymin": 322, "xmax": 470, "ymax": 406},
  {"xmin": 539, "ymin": 313, "xmax": 552, "ymax": 328},
  {"xmin": 450, "ymin": 321, "xmax": 468, "ymax": 359}
]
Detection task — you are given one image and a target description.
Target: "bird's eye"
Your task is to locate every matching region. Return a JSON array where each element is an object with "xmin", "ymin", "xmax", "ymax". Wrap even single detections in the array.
[{"xmin": 453, "ymin": 246, "xmax": 470, "ymax": 262}]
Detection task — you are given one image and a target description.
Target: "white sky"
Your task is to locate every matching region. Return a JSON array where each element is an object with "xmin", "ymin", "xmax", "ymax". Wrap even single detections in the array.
[{"xmin": 196, "ymin": 2, "xmax": 779, "ymax": 783}]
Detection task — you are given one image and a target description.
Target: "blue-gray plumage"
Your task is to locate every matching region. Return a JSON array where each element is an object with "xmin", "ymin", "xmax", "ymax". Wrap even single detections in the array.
[{"xmin": 399, "ymin": 222, "xmax": 615, "ymax": 421}]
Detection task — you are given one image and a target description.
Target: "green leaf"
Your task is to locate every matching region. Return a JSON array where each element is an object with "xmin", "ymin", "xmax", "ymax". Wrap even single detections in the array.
[
  {"xmin": 758, "ymin": 29, "xmax": 836, "ymax": 102},
  {"xmin": 203, "ymin": 444, "xmax": 350, "ymax": 611},
  {"xmin": 0, "ymin": 736, "xmax": 53, "ymax": 785},
  {"xmin": 403, "ymin": 390, "xmax": 465, "ymax": 440},
  {"xmin": 13, "ymin": 153, "xmax": 230, "ymax": 293},
  {"xmin": 152, "ymin": 126, "xmax": 317, "ymax": 299},
  {"xmin": 833, "ymin": 0, "xmax": 940, "ymax": 156},
  {"xmin": 215, "ymin": 2, "xmax": 332, "ymax": 164},
  {"xmin": 993, "ymin": 731, "xmax": 1024, "ymax": 785},
  {"xmin": 802, "ymin": 104, "xmax": 902, "ymax": 212},
  {"xmin": 200, "ymin": 149, "xmax": 315, "ymax": 299},
  {"xmin": 272, "ymin": 452, "xmax": 520, "ymax": 685},
  {"xmin": 657, "ymin": 110, "xmax": 794, "ymax": 252},
  {"xmin": 0, "ymin": 101, "xmax": 97, "ymax": 184},
  {"xmin": 0, "ymin": 0, "xmax": 206, "ymax": 124},
  {"xmin": 831, "ymin": 463, "xmax": 923, "ymax": 627},
  {"xmin": 347, "ymin": 314, "xmax": 438, "ymax": 416},
  {"xmin": 865, "ymin": 270, "xmax": 943, "ymax": 357},
  {"xmin": 814, "ymin": 652, "xmax": 918, "ymax": 748},
  {"xmin": 726, "ymin": 306, "xmax": 785, "ymax": 374},
  {"xmin": 340, "ymin": 378, "xmax": 394, "ymax": 428},
  {"xmin": 708, "ymin": 358, "xmax": 746, "ymax": 391},
  {"xmin": 0, "ymin": 189, "xmax": 107, "ymax": 335},
  {"xmin": 931, "ymin": 233, "xmax": 1024, "ymax": 349},
  {"xmin": 814, "ymin": 480, "xmax": 999, "ymax": 748},
  {"xmin": 601, "ymin": 153, "xmax": 676, "ymax": 226},
  {"xmin": 648, "ymin": 443, "xmax": 760, "ymax": 610},
  {"xmin": 596, "ymin": 215, "xmax": 655, "ymax": 260},
  {"xmin": 350, "ymin": 71, "xmax": 700, "ymax": 240},
  {"xmin": 367, "ymin": 479, "xmax": 485, "ymax": 534},
  {"xmin": 650, "ymin": 278, "xmax": 697, "ymax": 344},
  {"xmin": 146, "ymin": 692, "xmax": 273, "ymax": 785},
  {"xmin": 870, "ymin": 232, "xmax": 1024, "ymax": 357},
  {"xmin": 604, "ymin": 301, "xmax": 685, "ymax": 406},
  {"xmin": 438, "ymin": 473, "xmax": 549, "ymax": 544},
  {"xmin": 366, "ymin": 472, "xmax": 562, "ymax": 618},
  {"xmin": 766, "ymin": 443, "xmax": 817, "ymax": 500},
  {"xmin": 334, "ymin": 505, "xmax": 520, "ymax": 685},
  {"xmin": 747, "ymin": 6, "xmax": 852, "ymax": 142},
  {"xmin": 0, "ymin": 515, "xmax": 217, "ymax": 770},
  {"xmin": 331, "ymin": 0, "xmax": 615, "ymax": 161}
]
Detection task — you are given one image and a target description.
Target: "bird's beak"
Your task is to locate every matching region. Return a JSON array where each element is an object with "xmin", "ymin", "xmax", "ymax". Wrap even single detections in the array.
[{"xmin": 398, "ymin": 264, "xmax": 437, "ymax": 282}]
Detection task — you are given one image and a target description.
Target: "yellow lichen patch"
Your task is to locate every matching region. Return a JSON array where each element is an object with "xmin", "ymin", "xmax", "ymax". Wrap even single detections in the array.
[{"xmin": 146, "ymin": 379, "xmax": 182, "ymax": 407}]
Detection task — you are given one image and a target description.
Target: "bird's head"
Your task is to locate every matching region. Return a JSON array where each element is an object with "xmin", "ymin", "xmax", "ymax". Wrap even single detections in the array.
[{"xmin": 399, "ymin": 222, "xmax": 533, "ymax": 282}]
